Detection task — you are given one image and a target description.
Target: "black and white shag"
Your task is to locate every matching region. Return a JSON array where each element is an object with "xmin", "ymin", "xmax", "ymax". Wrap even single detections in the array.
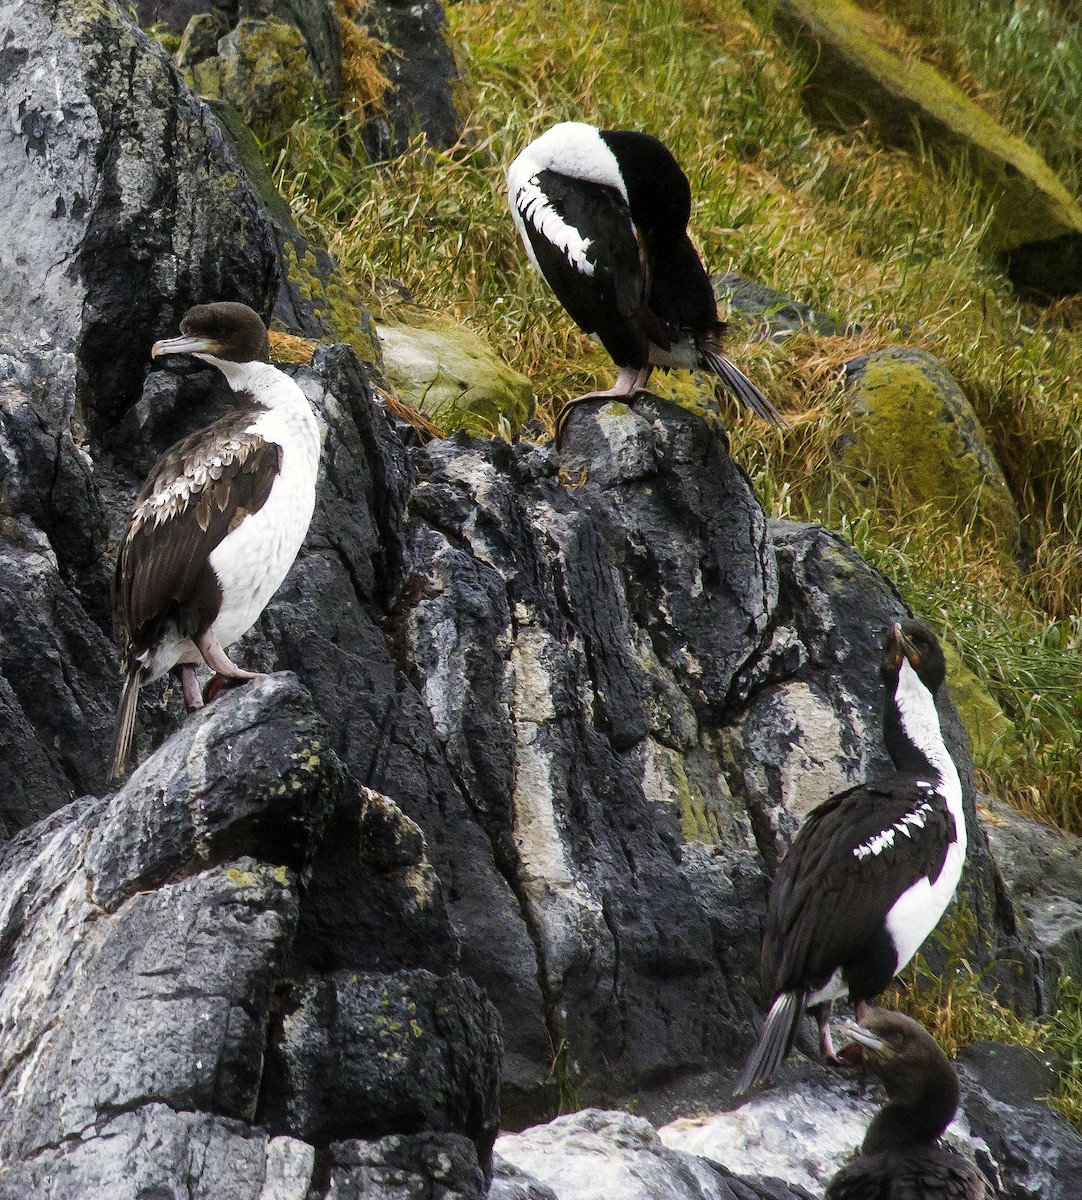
[
  {"xmin": 506, "ymin": 121, "xmax": 786, "ymax": 441},
  {"xmin": 734, "ymin": 620, "xmax": 967, "ymax": 1094},
  {"xmin": 110, "ymin": 301, "xmax": 321, "ymax": 780},
  {"xmin": 827, "ymin": 1008, "xmax": 994, "ymax": 1199}
]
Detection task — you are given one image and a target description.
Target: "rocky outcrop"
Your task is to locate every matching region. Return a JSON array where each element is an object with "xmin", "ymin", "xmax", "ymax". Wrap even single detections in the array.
[
  {"xmin": 494, "ymin": 1109, "xmax": 814, "ymax": 1200},
  {"xmin": 0, "ymin": 0, "xmax": 279, "ymax": 429},
  {"xmin": 770, "ymin": 0, "xmax": 1082, "ymax": 296},
  {"xmin": 980, "ymin": 793, "xmax": 1082, "ymax": 987},
  {"xmin": 1, "ymin": 1, "xmax": 1079, "ymax": 1196},
  {"xmin": 0, "ymin": 674, "xmax": 501, "ymax": 1198},
  {"xmin": 183, "ymin": 16, "xmax": 323, "ymax": 140},
  {"xmin": 359, "ymin": 0, "xmax": 462, "ymax": 158},
  {"xmin": 138, "ymin": 0, "xmax": 462, "ymax": 158},
  {"xmin": 138, "ymin": 0, "xmax": 344, "ymax": 100},
  {"xmin": 837, "ymin": 348, "xmax": 1024, "ymax": 559},
  {"xmin": 659, "ymin": 1067, "xmax": 997, "ymax": 1199}
]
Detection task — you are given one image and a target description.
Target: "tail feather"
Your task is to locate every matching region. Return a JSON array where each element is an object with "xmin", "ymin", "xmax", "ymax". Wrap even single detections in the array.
[
  {"xmin": 733, "ymin": 991, "xmax": 804, "ymax": 1095},
  {"xmin": 110, "ymin": 667, "xmax": 142, "ymax": 783},
  {"xmin": 701, "ymin": 348, "xmax": 789, "ymax": 429}
]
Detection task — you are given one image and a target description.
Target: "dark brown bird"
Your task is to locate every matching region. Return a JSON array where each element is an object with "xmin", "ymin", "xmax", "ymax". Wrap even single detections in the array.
[
  {"xmin": 110, "ymin": 302, "xmax": 321, "ymax": 780},
  {"xmin": 827, "ymin": 1008, "xmax": 996, "ymax": 1199}
]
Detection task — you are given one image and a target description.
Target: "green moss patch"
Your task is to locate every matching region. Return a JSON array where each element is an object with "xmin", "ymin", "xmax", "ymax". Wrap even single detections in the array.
[
  {"xmin": 773, "ymin": 0, "xmax": 1082, "ymax": 273},
  {"xmin": 836, "ymin": 347, "xmax": 1023, "ymax": 558}
]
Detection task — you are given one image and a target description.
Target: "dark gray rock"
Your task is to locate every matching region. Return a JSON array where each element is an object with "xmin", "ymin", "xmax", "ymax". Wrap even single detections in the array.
[
  {"xmin": 394, "ymin": 404, "xmax": 771, "ymax": 1109},
  {"xmin": 0, "ymin": 0, "xmax": 279, "ymax": 430},
  {"xmin": 295, "ymin": 785, "xmax": 457, "ymax": 975},
  {"xmin": 0, "ymin": 345, "xmax": 118, "ymax": 815},
  {"xmin": 361, "ymin": 0, "xmax": 461, "ymax": 158},
  {"xmin": 959, "ymin": 1049, "xmax": 1082, "ymax": 1200},
  {"xmin": 0, "ymin": 677, "xmax": 328, "ymax": 1164},
  {"xmin": 84, "ymin": 673, "xmax": 336, "ymax": 908},
  {"xmin": 0, "ymin": 674, "xmax": 503, "ymax": 1196},
  {"xmin": 0, "ymin": 1105, "xmax": 317, "ymax": 1200},
  {"xmin": 980, "ymin": 793, "xmax": 1082, "ymax": 989},
  {"xmin": 325, "ymin": 1133, "xmax": 486, "ymax": 1199},
  {"xmin": 559, "ymin": 393, "xmax": 778, "ymax": 720},
  {"xmin": 714, "ymin": 272, "xmax": 844, "ymax": 339},
  {"xmin": 261, "ymin": 969, "xmax": 501, "ymax": 1158}
]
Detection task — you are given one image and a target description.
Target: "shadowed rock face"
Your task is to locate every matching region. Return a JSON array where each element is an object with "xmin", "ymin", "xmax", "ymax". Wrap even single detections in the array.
[
  {"xmin": 0, "ymin": 675, "xmax": 502, "ymax": 1199},
  {"xmin": 0, "ymin": 1, "xmax": 1077, "ymax": 1197},
  {"xmin": 0, "ymin": 0, "xmax": 279, "ymax": 431}
]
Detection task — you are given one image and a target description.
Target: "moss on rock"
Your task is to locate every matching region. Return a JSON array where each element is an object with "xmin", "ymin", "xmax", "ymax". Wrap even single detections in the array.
[
  {"xmin": 771, "ymin": 0, "xmax": 1082, "ymax": 293},
  {"xmin": 837, "ymin": 347, "xmax": 1023, "ymax": 558},
  {"xmin": 186, "ymin": 17, "xmax": 320, "ymax": 142},
  {"xmin": 280, "ymin": 242, "xmax": 382, "ymax": 366},
  {"xmin": 377, "ymin": 313, "xmax": 533, "ymax": 434},
  {"xmin": 942, "ymin": 643, "xmax": 1019, "ymax": 770}
]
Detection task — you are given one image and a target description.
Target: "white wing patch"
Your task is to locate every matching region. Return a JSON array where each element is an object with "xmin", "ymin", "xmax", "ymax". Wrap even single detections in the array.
[
  {"xmin": 507, "ymin": 123, "xmax": 628, "ymax": 280},
  {"xmin": 132, "ymin": 434, "xmax": 259, "ymax": 531},
  {"xmin": 853, "ymin": 799, "xmax": 935, "ymax": 860},
  {"xmin": 511, "ymin": 175, "xmax": 595, "ymax": 277}
]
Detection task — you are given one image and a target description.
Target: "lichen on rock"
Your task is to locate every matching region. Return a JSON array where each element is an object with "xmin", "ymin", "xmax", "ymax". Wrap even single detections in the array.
[
  {"xmin": 770, "ymin": 0, "xmax": 1082, "ymax": 294},
  {"xmin": 377, "ymin": 313, "xmax": 534, "ymax": 434},
  {"xmin": 184, "ymin": 16, "xmax": 323, "ymax": 142},
  {"xmin": 836, "ymin": 347, "xmax": 1023, "ymax": 559}
]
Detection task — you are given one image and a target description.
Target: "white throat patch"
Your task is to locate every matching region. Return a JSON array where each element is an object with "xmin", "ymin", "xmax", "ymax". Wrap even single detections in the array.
[{"xmin": 880, "ymin": 657, "xmax": 968, "ymax": 972}]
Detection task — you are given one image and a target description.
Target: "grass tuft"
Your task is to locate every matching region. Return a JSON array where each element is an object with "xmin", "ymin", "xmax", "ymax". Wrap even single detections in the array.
[{"xmin": 897, "ymin": 913, "xmax": 1082, "ymax": 1127}]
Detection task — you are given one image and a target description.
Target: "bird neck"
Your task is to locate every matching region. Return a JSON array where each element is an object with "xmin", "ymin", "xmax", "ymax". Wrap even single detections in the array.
[
  {"xmin": 883, "ymin": 659, "xmax": 956, "ymax": 794},
  {"xmin": 862, "ymin": 1064, "xmax": 960, "ymax": 1153},
  {"xmin": 198, "ymin": 356, "xmax": 301, "ymax": 411}
]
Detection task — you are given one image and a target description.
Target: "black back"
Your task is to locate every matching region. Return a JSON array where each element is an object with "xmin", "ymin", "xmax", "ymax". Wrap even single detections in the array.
[
  {"xmin": 762, "ymin": 779, "xmax": 954, "ymax": 1003},
  {"xmin": 519, "ymin": 168, "xmax": 670, "ymax": 368},
  {"xmin": 599, "ymin": 129, "xmax": 720, "ymax": 336}
]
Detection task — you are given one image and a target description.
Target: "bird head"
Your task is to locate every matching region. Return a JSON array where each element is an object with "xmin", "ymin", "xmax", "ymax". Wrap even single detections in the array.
[
  {"xmin": 151, "ymin": 302, "xmax": 271, "ymax": 366},
  {"xmin": 836, "ymin": 1008, "xmax": 956, "ymax": 1108},
  {"xmin": 880, "ymin": 619, "xmax": 947, "ymax": 695}
]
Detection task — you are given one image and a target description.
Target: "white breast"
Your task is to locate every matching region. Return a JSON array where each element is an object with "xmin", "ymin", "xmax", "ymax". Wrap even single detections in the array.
[
  {"xmin": 884, "ymin": 828, "xmax": 966, "ymax": 972},
  {"xmin": 208, "ymin": 393, "xmax": 321, "ymax": 648}
]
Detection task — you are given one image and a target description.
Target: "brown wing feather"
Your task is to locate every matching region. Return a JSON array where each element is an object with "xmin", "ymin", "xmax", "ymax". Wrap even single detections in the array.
[{"xmin": 114, "ymin": 411, "xmax": 282, "ymax": 659}]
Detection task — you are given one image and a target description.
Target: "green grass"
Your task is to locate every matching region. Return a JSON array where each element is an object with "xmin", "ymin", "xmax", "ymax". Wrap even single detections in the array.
[{"xmin": 874, "ymin": 0, "xmax": 1082, "ymax": 196}]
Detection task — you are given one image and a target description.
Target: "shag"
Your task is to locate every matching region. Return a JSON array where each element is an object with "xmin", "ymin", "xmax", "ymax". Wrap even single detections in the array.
[
  {"xmin": 506, "ymin": 121, "xmax": 786, "ymax": 441},
  {"xmin": 110, "ymin": 302, "xmax": 321, "ymax": 780},
  {"xmin": 827, "ymin": 1008, "xmax": 995, "ymax": 1198},
  {"xmin": 734, "ymin": 620, "xmax": 967, "ymax": 1094}
]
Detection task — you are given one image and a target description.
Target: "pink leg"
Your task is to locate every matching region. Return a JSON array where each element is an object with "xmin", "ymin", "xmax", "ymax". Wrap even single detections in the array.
[
  {"xmin": 196, "ymin": 632, "xmax": 266, "ymax": 703},
  {"xmin": 178, "ymin": 664, "xmax": 204, "ymax": 711},
  {"xmin": 816, "ymin": 1002, "xmax": 839, "ymax": 1061},
  {"xmin": 196, "ymin": 631, "xmax": 264, "ymax": 682},
  {"xmin": 555, "ymin": 366, "xmax": 653, "ymax": 444}
]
